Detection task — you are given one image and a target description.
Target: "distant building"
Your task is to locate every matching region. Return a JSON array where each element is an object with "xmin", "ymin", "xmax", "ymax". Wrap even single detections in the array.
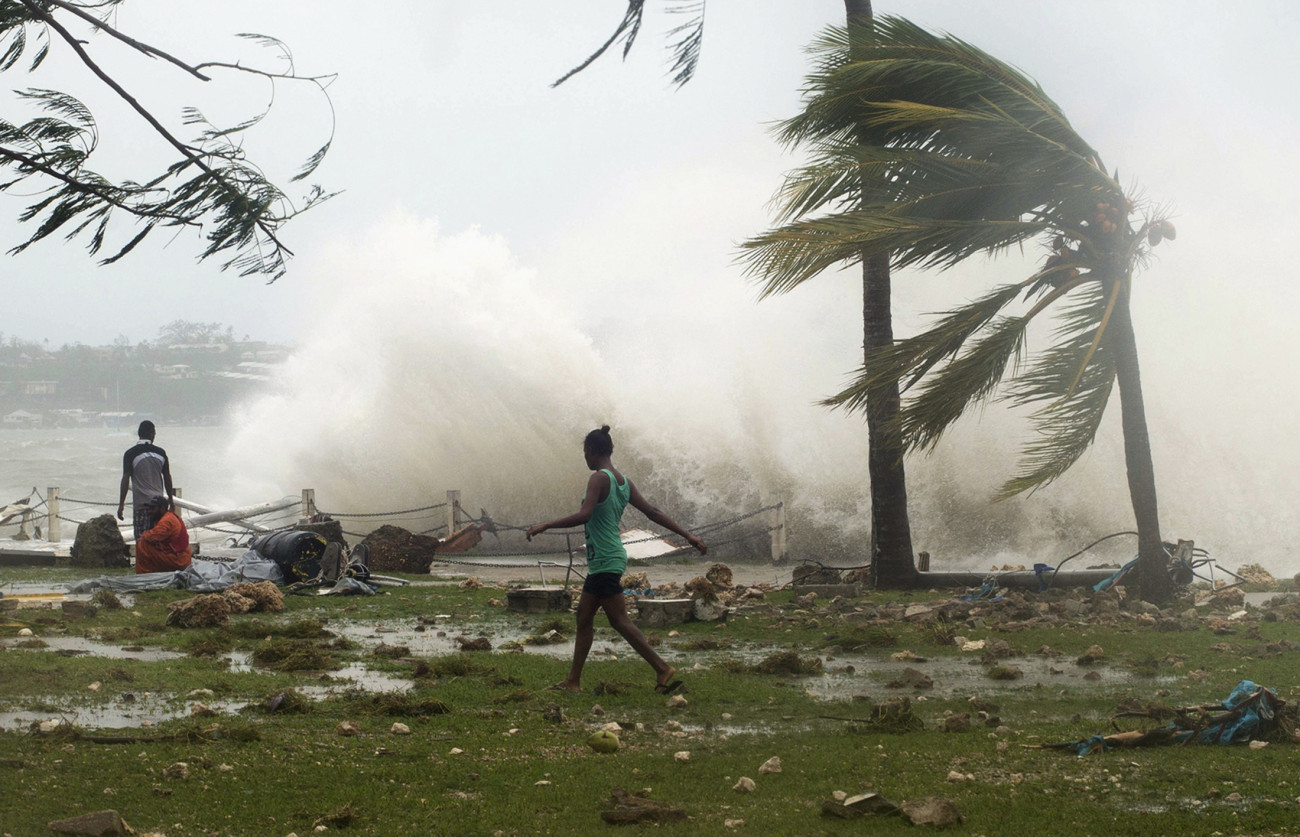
[{"xmin": 3, "ymin": 409, "xmax": 42, "ymax": 427}]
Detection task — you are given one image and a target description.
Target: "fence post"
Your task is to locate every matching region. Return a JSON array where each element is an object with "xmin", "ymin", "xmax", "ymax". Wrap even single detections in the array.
[
  {"xmin": 446, "ymin": 490, "xmax": 460, "ymax": 535},
  {"xmin": 301, "ymin": 489, "xmax": 316, "ymax": 523},
  {"xmin": 770, "ymin": 500, "xmax": 786, "ymax": 564},
  {"xmin": 46, "ymin": 486, "xmax": 60, "ymax": 543}
]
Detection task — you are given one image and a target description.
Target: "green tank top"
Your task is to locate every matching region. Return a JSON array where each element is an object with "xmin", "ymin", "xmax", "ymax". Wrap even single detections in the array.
[{"xmin": 584, "ymin": 468, "xmax": 630, "ymax": 575}]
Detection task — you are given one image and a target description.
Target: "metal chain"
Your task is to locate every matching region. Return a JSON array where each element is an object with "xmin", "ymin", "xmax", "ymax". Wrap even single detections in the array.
[{"xmin": 322, "ymin": 502, "xmax": 448, "ymax": 519}]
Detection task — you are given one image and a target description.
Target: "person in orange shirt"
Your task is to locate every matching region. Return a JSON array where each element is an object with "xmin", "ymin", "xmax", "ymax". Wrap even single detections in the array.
[{"xmin": 134, "ymin": 495, "xmax": 192, "ymax": 573}]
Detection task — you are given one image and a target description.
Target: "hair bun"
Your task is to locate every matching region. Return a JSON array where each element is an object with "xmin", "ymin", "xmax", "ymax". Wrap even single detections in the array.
[{"xmin": 600, "ymin": 425, "xmax": 611, "ymax": 434}]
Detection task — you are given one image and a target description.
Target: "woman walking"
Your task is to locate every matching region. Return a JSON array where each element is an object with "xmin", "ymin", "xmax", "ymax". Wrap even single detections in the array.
[{"xmin": 527, "ymin": 425, "xmax": 706, "ymax": 694}]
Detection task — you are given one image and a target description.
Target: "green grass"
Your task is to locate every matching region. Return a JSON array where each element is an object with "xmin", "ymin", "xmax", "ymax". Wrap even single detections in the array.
[{"xmin": 3, "ymin": 576, "xmax": 1300, "ymax": 834}]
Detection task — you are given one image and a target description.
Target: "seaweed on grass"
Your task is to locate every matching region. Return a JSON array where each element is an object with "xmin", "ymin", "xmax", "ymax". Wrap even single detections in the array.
[
  {"xmin": 826, "ymin": 697, "xmax": 925, "ymax": 734},
  {"xmin": 251, "ymin": 639, "xmax": 339, "ymax": 671},
  {"xmin": 341, "ymin": 690, "xmax": 450, "ymax": 717},
  {"xmin": 827, "ymin": 627, "xmax": 896, "ymax": 651},
  {"xmin": 723, "ymin": 650, "xmax": 824, "ymax": 676}
]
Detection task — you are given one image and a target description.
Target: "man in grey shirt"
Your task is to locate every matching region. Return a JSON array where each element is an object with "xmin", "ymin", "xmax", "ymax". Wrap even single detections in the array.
[{"xmin": 116, "ymin": 420, "xmax": 175, "ymax": 540}]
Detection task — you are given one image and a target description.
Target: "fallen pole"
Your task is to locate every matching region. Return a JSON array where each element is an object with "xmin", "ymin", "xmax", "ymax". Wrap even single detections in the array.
[{"xmin": 918, "ymin": 570, "xmax": 1118, "ymax": 590}]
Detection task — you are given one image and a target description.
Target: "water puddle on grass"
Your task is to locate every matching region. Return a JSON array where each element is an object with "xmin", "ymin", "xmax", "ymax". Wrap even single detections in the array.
[
  {"xmin": 327, "ymin": 619, "xmax": 596, "ymax": 661},
  {"xmin": 793, "ymin": 654, "xmax": 1175, "ymax": 702},
  {"xmin": 0, "ymin": 634, "xmax": 184, "ymax": 661},
  {"xmin": 0, "ymin": 692, "xmax": 248, "ymax": 732}
]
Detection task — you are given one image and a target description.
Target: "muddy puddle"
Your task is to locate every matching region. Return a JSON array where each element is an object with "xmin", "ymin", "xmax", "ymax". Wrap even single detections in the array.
[
  {"xmin": 0, "ymin": 634, "xmax": 184, "ymax": 661},
  {"xmin": 0, "ymin": 692, "xmax": 248, "ymax": 732},
  {"xmin": 795, "ymin": 654, "xmax": 1176, "ymax": 702}
]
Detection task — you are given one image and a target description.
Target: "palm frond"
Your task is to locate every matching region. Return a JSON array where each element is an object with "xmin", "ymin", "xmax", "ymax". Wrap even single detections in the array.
[
  {"xmin": 823, "ymin": 281, "xmax": 1026, "ymax": 411},
  {"xmin": 743, "ymin": 16, "xmax": 1124, "ymax": 290},
  {"xmin": 553, "ymin": 0, "xmax": 646, "ymax": 87},
  {"xmin": 664, "ymin": 0, "xmax": 705, "ymax": 88},
  {"xmin": 997, "ymin": 281, "xmax": 1118, "ymax": 495}
]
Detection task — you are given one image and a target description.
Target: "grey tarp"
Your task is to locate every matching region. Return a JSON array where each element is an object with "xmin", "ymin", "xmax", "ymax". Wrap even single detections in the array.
[{"xmin": 69, "ymin": 550, "xmax": 285, "ymax": 594}]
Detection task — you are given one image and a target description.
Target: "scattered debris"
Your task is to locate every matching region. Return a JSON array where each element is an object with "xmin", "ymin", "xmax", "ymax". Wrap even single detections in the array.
[
  {"xmin": 1236, "ymin": 564, "xmax": 1276, "ymax": 585},
  {"xmin": 940, "ymin": 713, "xmax": 971, "ymax": 733},
  {"xmin": 1076, "ymin": 645, "xmax": 1106, "ymax": 665},
  {"xmin": 600, "ymin": 787, "xmax": 687, "ymax": 825},
  {"xmin": 822, "ymin": 792, "xmax": 900, "ymax": 819},
  {"xmin": 705, "ymin": 563, "xmax": 734, "ymax": 588},
  {"xmin": 888, "ymin": 667, "xmax": 934, "ymax": 690},
  {"xmin": 1043, "ymin": 681, "xmax": 1296, "ymax": 755},
  {"xmin": 47, "ymin": 809, "xmax": 134, "ymax": 835},
  {"xmin": 900, "ymin": 796, "xmax": 964, "ymax": 827},
  {"xmin": 165, "ymin": 594, "xmax": 230, "ymax": 628}
]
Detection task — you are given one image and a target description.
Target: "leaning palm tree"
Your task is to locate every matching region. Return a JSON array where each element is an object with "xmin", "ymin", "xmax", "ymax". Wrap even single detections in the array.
[{"xmin": 742, "ymin": 17, "xmax": 1177, "ymax": 602}]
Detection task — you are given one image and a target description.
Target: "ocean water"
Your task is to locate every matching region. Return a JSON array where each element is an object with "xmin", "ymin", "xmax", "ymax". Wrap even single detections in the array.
[{"xmin": 0, "ymin": 426, "xmax": 292, "ymax": 548}]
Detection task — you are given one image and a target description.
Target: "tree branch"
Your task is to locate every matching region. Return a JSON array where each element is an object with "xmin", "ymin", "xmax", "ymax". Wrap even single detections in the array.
[
  {"xmin": 18, "ymin": 0, "xmax": 289, "ymax": 254},
  {"xmin": 44, "ymin": 0, "xmax": 212, "ymax": 80}
]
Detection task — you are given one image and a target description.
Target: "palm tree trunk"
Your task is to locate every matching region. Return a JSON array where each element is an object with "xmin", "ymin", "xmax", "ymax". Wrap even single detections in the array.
[
  {"xmin": 1110, "ymin": 282, "xmax": 1170, "ymax": 603},
  {"xmin": 847, "ymin": 0, "xmax": 918, "ymax": 588}
]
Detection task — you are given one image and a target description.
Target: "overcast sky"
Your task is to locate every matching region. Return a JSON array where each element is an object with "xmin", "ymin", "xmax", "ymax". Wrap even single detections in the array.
[
  {"xmin": 5, "ymin": 1, "xmax": 1299, "ymax": 569},
  {"xmin": 7, "ymin": 1, "xmax": 1296, "ymax": 349}
]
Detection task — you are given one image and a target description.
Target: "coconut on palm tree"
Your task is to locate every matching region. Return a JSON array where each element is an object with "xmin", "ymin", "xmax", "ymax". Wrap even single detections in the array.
[{"xmin": 742, "ymin": 17, "xmax": 1177, "ymax": 602}]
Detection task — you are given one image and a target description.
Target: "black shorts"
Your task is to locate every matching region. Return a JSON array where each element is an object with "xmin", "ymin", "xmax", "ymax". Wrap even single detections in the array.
[{"xmin": 583, "ymin": 571, "xmax": 624, "ymax": 598}]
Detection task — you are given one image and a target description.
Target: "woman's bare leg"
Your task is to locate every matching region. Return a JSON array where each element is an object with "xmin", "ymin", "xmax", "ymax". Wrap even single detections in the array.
[
  {"xmin": 600, "ymin": 592, "xmax": 676, "ymax": 687},
  {"xmin": 555, "ymin": 590, "xmax": 599, "ymax": 691}
]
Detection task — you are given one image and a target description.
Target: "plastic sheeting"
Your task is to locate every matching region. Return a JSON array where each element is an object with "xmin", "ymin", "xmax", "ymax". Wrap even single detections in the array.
[
  {"xmin": 68, "ymin": 550, "xmax": 285, "ymax": 594},
  {"xmin": 1062, "ymin": 680, "xmax": 1285, "ymax": 756}
]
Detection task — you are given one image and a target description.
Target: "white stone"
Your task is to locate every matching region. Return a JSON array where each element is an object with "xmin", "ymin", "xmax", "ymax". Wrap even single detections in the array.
[
  {"xmin": 391, "ymin": 723, "xmax": 411, "ymax": 735},
  {"xmin": 758, "ymin": 756, "xmax": 781, "ymax": 774},
  {"xmin": 674, "ymin": 751, "xmax": 691, "ymax": 763},
  {"xmin": 733, "ymin": 777, "xmax": 756, "ymax": 793}
]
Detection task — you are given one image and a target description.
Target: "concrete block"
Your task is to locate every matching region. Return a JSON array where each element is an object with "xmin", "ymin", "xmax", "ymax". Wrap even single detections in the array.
[
  {"xmin": 507, "ymin": 587, "xmax": 573, "ymax": 614},
  {"xmin": 636, "ymin": 598, "xmax": 694, "ymax": 628}
]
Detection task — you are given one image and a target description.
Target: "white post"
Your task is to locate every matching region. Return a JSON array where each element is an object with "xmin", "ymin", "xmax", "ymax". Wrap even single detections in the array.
[
  {"xmin": 770, "ymin": 500, "xmax": 786, "ymax": 564},
  {"xmin": 446, "ymin": 489, "xmax": 460, "ymax": 535},
  {"xmin": 46, "ymin": 486, "xmax": 60, "ymax": 543},
  {"xmin": 301, "ymin": 488, "xmax": 316, "ymax": 523}
]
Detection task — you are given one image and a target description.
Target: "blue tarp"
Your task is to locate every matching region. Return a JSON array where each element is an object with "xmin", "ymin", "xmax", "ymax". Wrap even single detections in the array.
[{"xmin": 1065, "ymin": 680, "xmax": 1284, "ymax": 756}]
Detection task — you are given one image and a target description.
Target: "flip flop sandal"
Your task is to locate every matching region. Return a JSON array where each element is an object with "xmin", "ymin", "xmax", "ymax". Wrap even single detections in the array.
[{"xmin": 654, "ymin": 680, "xmax": 684, "ymax": 695}]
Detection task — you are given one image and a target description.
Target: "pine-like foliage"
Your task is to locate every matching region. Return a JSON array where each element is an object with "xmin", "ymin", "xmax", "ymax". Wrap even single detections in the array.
[
  {"xmin": 0, "ymin": 0, "xmax": 335, "ymax": 279},
  {"xmin": 741, "ymin": 17, "xmax": 1175, "ymax": 497}
]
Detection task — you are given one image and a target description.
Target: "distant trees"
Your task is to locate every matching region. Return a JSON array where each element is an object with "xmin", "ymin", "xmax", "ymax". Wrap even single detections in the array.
[
  {"xmin": 742, "ymin": 19, "xmax": 1176, "ymax": 602},
  {"xmin": 0, "ymin": 0, "xmax": 335, "ymax": 279},
  {"xmin": 155, "ymin": 320, "xmax": 233, "ymax": 347}
]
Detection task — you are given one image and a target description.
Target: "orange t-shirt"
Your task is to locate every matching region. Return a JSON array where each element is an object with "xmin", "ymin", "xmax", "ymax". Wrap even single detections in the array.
[{"xmin": 135, "ymin": 510, "xmax": 193, "ymax": 573}]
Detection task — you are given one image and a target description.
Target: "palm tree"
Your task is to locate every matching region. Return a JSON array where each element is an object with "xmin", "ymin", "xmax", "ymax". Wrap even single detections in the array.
[
  {"xmin": 559, "ymin": 2, "xmax": 921, "ymax": 587},
  {"xmin": 741, "ymin": 18, "xmax": 1176, "ymax": 602}
]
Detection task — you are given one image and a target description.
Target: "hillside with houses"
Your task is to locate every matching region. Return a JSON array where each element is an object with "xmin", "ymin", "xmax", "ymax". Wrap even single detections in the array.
[{"xmin": 0, "ymin": 321, "xmax": 287, "ymax": 427}]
